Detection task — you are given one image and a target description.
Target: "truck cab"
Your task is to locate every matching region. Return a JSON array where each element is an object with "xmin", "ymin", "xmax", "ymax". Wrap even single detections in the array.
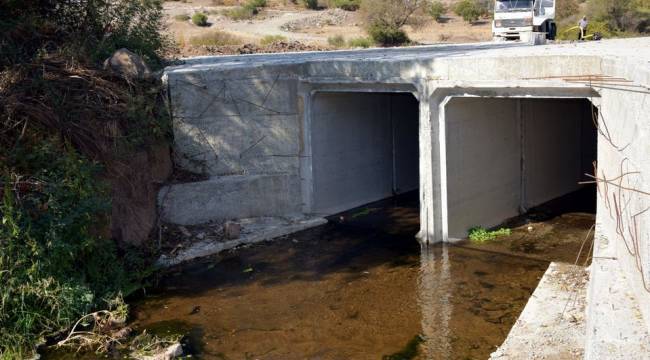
[{"xmin": 493, "ymin": 0, "xmax": 557, "ymax": 41}]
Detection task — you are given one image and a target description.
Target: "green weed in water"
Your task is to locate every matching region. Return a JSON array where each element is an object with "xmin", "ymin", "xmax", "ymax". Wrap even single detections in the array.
[{"xmin": 468, "ymin": 226, "xmax": 512, "ymax": 243}]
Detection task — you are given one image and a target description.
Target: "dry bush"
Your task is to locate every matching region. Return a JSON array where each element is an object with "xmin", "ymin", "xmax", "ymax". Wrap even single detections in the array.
[{"xmin": 189, "ymin": 31, "xmax": 243, "ymax": 46}]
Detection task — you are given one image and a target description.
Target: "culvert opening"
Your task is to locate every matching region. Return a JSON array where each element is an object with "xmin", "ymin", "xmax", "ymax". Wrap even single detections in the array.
[
  {"xmin": 310, "ymin": 92, "xmax": 420, "ymax": 218},
  {"xmin": 444, "ymin": 97, "xmax": 598, "ymax": 240}
]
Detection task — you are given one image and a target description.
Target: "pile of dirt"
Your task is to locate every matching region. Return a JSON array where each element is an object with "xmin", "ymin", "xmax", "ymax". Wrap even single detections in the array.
[
  {"xmin": 280, "ymin": 8, "xmax": 357, "ymax": 32},
  {"xmin": 176, "ymin": 40, "xmax": 329, "ymax": 57}
]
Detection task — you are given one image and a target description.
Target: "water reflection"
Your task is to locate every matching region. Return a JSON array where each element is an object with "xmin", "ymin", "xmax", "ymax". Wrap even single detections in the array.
[{"xmin": 419, "ymin": 244, "xmax": 452, "ymax": 360}]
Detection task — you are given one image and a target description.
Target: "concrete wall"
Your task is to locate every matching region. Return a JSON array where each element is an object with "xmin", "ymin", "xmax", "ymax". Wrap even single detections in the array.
[
  {"xmin": 159, "ymin": 66, "xmax": 305, "ymax": 224},
  {"xmin": 591, "ymin": 85, "xmax": 650, "ymax": 335},
  {"xmin": 445, "ymin": 98, "xmax": 593, "ymax": 239},
  {"xmin": 310, "ymin": 92, "xmax": 418, "ymax": 215},
  {"xmin": 522, "ymin": 99, "xmax": 586, "ymax": 208},
  {"xmin": 392, "ymin": 94, "xmax": 420, "ymax": 193},
  {"xmin": 445, "ymin": 98, "xmax": 521, "ymax": 238}
]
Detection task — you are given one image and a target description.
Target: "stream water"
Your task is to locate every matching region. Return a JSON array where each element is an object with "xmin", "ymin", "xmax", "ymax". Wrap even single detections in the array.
[{"xmin": 130, "ymin": 195, "xmax": 551, "ymax": 360}]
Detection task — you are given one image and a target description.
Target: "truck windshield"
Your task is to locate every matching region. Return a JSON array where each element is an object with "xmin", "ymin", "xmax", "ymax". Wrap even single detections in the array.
[{"xmin": 495, "ymin": 0, "xmax": 534, "ymax": 12}]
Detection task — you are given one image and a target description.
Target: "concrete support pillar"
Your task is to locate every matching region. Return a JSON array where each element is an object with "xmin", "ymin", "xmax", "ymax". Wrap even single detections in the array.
[{"xmin": 417, "ymin": 87, "xmax": 447, "ymax": 244}]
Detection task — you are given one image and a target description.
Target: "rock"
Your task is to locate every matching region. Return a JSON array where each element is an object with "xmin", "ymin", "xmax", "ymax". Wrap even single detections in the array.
[
  {"xmin": 140, "ymin": 342, "xmax": 183, "ymax": 360},
  {"xmin": 178, "ymin": 226, "xmax": 192, "ymax": 238},
  {"xmin": 224, "ymin": 221, "xmax": 241, "ymax": 240},
  {"xmin": 103, "ymin": 48, "xmax": 151, "ymax": 80}
]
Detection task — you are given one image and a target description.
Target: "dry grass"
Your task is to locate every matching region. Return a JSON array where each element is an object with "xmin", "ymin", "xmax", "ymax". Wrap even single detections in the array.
[{"xmin": 188, "ymin": 30, "xmax": 243, "ymax": 46}]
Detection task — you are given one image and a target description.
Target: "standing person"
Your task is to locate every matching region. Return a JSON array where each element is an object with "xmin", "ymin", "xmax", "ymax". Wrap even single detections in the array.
[{"xmin": 578, "ymin": 16, "xmax": 588, "ymax": 40}]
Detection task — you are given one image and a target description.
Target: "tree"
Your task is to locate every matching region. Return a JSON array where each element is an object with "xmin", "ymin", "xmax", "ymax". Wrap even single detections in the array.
[
  {"xmin": 556, "ymin": 0, "xmax": 579, "ymax": 20},
  {"xmin": 430, "ymin": 1, "xmax": 447, "ymax": 22},
  {"xmin": 587, "ymin": 0, "xmax": 636, "ymax": 31},
  {"xmin": 454, "ymin": 0, "xmax": 483, "ymax": 23},
  {"xmin": 360, "ymin": 0, "xmax": 429, "ymax": 45}
]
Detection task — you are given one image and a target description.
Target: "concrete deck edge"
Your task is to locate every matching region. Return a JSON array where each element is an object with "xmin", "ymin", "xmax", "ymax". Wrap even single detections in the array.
[{"xmin": 491, "ymin": 262, "xmax": 588, "ymax": 360}]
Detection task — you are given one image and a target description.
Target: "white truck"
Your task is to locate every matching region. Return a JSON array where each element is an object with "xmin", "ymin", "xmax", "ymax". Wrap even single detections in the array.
[{"xmin": 492, "ymin": 0, "xmax": 557, "ymax": 41}]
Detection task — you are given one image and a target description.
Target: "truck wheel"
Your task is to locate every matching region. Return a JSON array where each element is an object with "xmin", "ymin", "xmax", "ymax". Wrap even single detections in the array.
[{"xmin": 548, "ymin": 23, "xmax": 557, "ymax": 40}]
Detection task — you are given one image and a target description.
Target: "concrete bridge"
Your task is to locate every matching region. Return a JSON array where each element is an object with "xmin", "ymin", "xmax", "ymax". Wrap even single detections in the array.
[{"xmin": 161, "ymin": 38, "xmax": 650, "ymax": 358}]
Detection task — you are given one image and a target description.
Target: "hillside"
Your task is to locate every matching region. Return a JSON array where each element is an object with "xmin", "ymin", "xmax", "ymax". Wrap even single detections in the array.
[{"xmin": 164, "ymin": 0, "xmax": 493, "ymax": 57}]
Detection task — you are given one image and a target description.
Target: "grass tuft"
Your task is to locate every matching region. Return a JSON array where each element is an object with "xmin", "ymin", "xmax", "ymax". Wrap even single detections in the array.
[
  {"xmin": 173, "ymin": 14, "xmax": 190, "ymax": 21},
  {"xmin": 189, "ymin": 31, "xmax": 242, "ymax": 46},
  {"xmin": 260, "ymin": 34, "xmax": 287, "ymax": 45}
]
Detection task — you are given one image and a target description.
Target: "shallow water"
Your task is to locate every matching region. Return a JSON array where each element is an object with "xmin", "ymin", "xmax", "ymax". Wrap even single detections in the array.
[{"xmin": 131, "ymin": 196, "xmax": 550, "ymax": 360}]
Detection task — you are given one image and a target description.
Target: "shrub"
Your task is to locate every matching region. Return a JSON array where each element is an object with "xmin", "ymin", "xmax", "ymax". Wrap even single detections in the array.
[
  {"xmin": 367, "ymin": 23, "xmax": 409, "ymax": 46},
  {"xmin": 454, "ymin": 0, "xmax": 483, "ymax": 23},
  {"xmin": 0, "ymin": 140, "xmax": 138, "ymax": 356},
  {"xmin": 330, "ymin": 0, "xmax": 361, "ymax": 11},
  {"xmin": 248, "ymin": 0, "xmax": 268, "ymax": 7},
  {"xmin": 328, "ymin": 35, "xmax": 347, "ymax": 47},
  {"xmin": 587, "ymin": 0, "xmax": 648, "ymax": 32},
  {"xmin": 189, "ymin": 31, "xmax": 243, "ymax": 46},
  {"xmin": 174, "ymin": 13, "xmax": 191, "ymax": 21},
  {"xmin": 224, "ymin": 6, "xmax": 258, "ymax": 20},
  {"xmin": 260, "ymin": 34, "xmax": 287, "ymax": 45},
  {"xmin": 0, "ymin": 1, "xmax": 170, "ymax": 355},
  {"xmin": 360, "ymin": 0, "xmax": 428, "ymax": 46},
  {"xmin": 2, "ymin": 0, "xmax": 172, "ymax": 68},
  {"xmin": 302, "ymin": 0, "xmax": 319, "ymax": 9},
  {"xmin": 347, "ymin": 36, "xmax": 373, "ymax": 47},
  {"xmin": 429, "ymin": 1, "xmax": 447, "ymax": 22},
  {"xmin": 192, "ymin": 12, "xmax": 209, "ymax": 26}
]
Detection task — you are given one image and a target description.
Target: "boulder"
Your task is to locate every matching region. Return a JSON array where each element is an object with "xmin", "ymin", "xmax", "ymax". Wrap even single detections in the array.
[{"xmin": 103, "ymin": 48, "xmax": 151, "ymax": 80}]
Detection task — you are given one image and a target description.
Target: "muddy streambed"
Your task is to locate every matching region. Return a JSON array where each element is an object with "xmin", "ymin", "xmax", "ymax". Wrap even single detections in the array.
[{"xmin": 47, "ymin": 191, "xmax": 595, "ymax": 359}]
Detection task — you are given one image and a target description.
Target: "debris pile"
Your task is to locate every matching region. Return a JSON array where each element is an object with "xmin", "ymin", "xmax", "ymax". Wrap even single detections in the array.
[
  {"xmin": 177, "ymin": 40, "xmax": 328, "ymax": 57},
  {"xmin": 280, "ymin": 8, "xmax": 356, "ymax": 31}
]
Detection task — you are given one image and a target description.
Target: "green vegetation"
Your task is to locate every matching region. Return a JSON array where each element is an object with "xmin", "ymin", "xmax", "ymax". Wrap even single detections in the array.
[
  {"xmin": 360, "ymin": 0, "xmax": 428, "ymax": 46},
  {"xmin": 383, "ymin": 335, "xmax": 424, "ymax": 360},
  {"xmin": 190, "ymin": 30, "xmax": 242, "ymax": 46},
  {"xmin": 367, "ymin": 23, "xmax": 410, "ymax": 46},
  {"xmin": 468, "ymin": 227, "xmax": 512, "ymax": 243},
  {"xmin": 192, "ymin": 12, "xmax": 209, "ymax": 26},
  {"xmin": 248, "ymin": 0, "xmax": 268, "ymax": 7},
  {"xmin": 327, "ymin": 35, "xmax": 373, "ymax": 48},
  {"xmin": 302, "ymin": 0, "xmax": 320, "ymax": 9},
  {"xmin": 348, "ymin": 37, "xmax": 373, "ymax": 47},
  {"xmin": 224, "ymin": 6, "xmax": 257, "ymax": 20},
  {"xmin": 556, "ymin": 0, "xmax": 579, "ymax": 20},
  {"xmin": 587, "ymin": 0, "xmax": 649, "ymax": 33},
  {"xmin": 0, "ymin": 0, "xmax": 170, "ymax": 357},
  {"xmin": 223, "ymin": 0, "xmax": 268, "ymax": 20},
  {"xmin": 429, "ymin": 1, "xmax": 447, "ymax": 22},
  {"xmin": 556, "ymin": 0, "xmax": 649, "ymax": 39},
  {"xmin": 328, "ymin": 35, "xmax": 347, "ymax": 47},
  {"xmin": 329, "ymin": 0, "xmax": 361, "ymax": 11},
  {"xmin": 557, "ymin": 19, "xmax": 618, "ymax": 39},
  {"xmin": 454, "ymin": 0, "xmax": 488, "ymax": 23},
  {"xmin": 260, "ymin": 34, "xmax": 288, "ymax": 45}
]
